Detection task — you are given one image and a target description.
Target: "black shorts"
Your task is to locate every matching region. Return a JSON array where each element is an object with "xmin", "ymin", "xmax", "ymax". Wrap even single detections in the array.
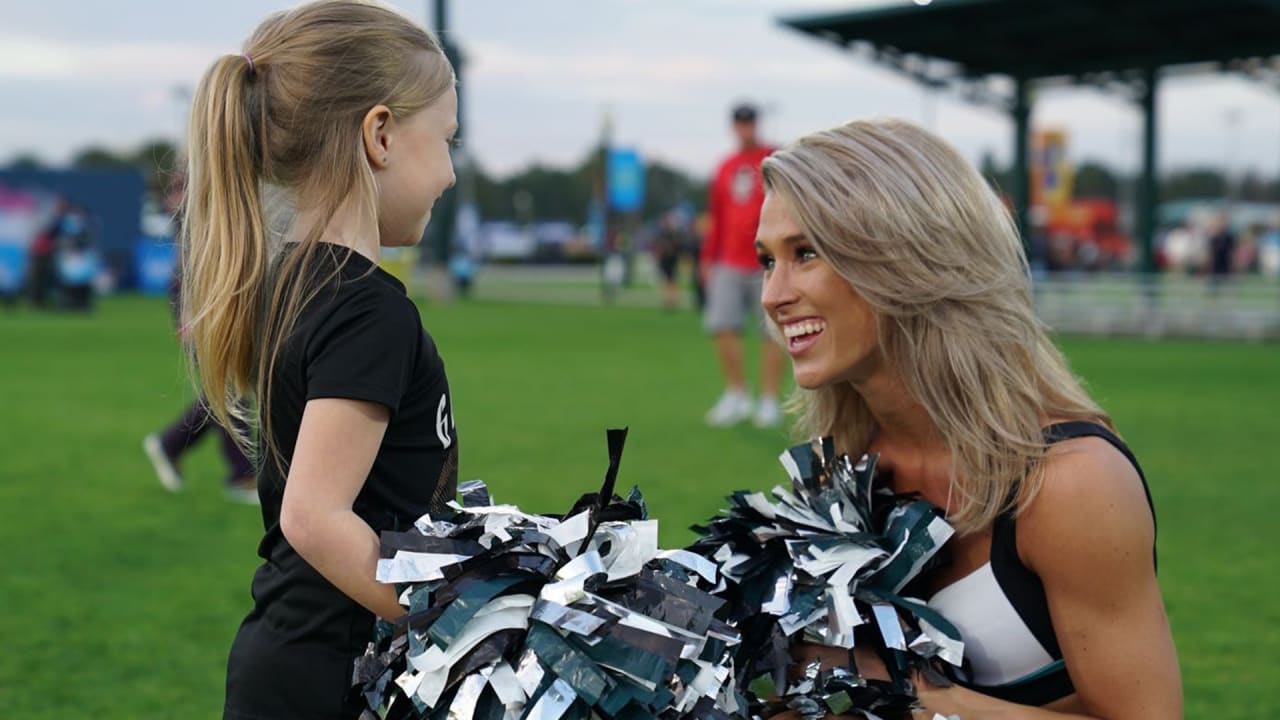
[{"xmin": 657, "ymin": 254, "xmax": 679, "ymax": 282}]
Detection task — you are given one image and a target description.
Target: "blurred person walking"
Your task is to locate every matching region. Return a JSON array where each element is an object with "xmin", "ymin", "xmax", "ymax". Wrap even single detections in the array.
[
  {"xmin": 54, "ymin": 204, "xmax": 99, "ymax": 312},
  {"xmin": 701, "ymin": 103, "xmax": 784, "ymax": 428},
  {"xmin": 689, "ymin": 211, "xmax": 709, "ymax": 310},
  {"xmin": 1208, "ymin": 212, "xmax": 1236, "ymax": 293},
  {"xmin": 144, "ymin": 177, "xmax": 258, "ymax": 504},
  {"xmin": 653, "ymin": 208, "xmax": 685, "ymax": 310},
  {"xmin": 144, "ymin": 402, "xmax": 258, "ymax": 503},
  {"xmin": 26, "ymin": 197, "xmax": 67, "ymax": 308}
]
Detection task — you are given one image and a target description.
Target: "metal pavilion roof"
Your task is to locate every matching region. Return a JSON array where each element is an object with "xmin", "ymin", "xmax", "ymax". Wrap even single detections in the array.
[{"xmin": 781, "ymin": 0, "xmax": 1280, "ymax": 84}]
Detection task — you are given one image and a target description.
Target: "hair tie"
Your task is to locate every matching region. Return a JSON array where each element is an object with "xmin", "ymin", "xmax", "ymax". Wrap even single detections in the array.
[{"xmin": 242, "ymin": 53, "xmax": 256, "ymax": 77}]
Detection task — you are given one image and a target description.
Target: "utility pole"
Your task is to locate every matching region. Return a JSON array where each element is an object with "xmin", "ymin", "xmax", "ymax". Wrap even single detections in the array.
[{"xmin": 429, "ymin": 0, "xmax": 467, "ymax": 264}]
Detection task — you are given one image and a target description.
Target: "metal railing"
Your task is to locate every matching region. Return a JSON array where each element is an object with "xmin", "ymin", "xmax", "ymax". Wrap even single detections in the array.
[
  {"xmin": 414, "ymin": 262, "xmax": 1280, "ymax": 341},
  {"xmin": 1034, "ymin": 273, "xmax": 1280, "ymax": 341}
]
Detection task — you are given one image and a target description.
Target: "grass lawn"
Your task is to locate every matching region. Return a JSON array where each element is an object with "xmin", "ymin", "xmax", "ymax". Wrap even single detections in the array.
[{"xmin": 0, "ymin": 295, "xmax": 1275, "ymax": 718}]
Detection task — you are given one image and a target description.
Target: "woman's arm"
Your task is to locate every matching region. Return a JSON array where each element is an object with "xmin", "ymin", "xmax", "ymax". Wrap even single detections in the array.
[
  {"xmin": 279, "ymin": 397, "xmax": 405, "ymax": 621},
  {"xmin": 917, "ymin": 437, "xmax": 1183, "ymax": 719}
]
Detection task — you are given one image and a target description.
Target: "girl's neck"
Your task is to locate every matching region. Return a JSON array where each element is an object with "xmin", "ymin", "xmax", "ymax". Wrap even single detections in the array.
[{"xmin": 291, "ymin": 196, "xmax": 380, "ymax": 264}]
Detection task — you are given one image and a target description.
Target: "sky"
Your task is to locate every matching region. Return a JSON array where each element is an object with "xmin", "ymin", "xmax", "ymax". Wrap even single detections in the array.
[{"xmin": 3, "ymin": 0, "xmax": 1280, "ymax": 180}]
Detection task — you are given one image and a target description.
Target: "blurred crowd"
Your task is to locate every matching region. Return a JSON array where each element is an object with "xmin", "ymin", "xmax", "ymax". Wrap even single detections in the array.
[
  {"xmin": 1157, "ymin": 213, "xmax": 1280, "ymax": 278},
  {"xmin": 0, "ymin": 186, "xmax": 101, "ymax": 311}
]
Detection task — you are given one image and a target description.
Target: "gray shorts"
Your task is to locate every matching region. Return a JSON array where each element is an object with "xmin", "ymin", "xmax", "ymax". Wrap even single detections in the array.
[{"xmin": 704, "ymin": 264, "xmax": 763, "ymax": 333}]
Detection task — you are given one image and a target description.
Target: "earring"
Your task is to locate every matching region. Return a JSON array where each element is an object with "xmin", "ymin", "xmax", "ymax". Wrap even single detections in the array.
[{"xmin": 382, "ymin": 155, "xmax": 388, "ymax": 163}]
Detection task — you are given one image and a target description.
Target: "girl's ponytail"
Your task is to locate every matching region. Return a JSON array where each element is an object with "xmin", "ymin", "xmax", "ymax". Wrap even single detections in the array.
[{"xmin": 181, "ymin": 53, "xmax": 267, "ymax": 449}]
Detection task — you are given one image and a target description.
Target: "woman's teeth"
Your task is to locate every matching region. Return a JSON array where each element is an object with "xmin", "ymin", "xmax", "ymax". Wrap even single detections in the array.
[{"xmin": 783, "ymin": 320, "xmax": 826, "ymax": 339}]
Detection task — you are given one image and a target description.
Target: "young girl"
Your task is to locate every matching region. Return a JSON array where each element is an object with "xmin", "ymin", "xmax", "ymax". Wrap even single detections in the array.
[{"xmin": 180, "ymin": 2, "xmax": 459, "ymax": 717}]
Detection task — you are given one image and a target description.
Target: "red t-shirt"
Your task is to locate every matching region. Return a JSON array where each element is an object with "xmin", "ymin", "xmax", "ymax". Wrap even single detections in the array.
[{"xmin": 701, "ymin": 144, "xmax": 774, "ymax": 272}]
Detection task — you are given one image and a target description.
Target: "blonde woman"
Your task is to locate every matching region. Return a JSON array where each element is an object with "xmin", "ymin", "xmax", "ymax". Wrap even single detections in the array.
[
  {"xmin": 181, "ymin": 2, "xmax": 459, "ymax": 717},
  {"xmin": 756, "ymin": 120, "xmax": 1181, "ymax": 718}
]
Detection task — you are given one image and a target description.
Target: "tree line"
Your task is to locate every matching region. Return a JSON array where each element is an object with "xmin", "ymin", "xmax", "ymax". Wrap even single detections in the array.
[
  {"xmin": 4, "ymin": 141, "xmax": 709, "ymax": 225},
  {"xmin": 9, "ymin": 141, "xmax": 1280, "ymax": 223},
  {"xmin": 978, "ymin": 152, "xmax": 1280, "ymax": 204}
]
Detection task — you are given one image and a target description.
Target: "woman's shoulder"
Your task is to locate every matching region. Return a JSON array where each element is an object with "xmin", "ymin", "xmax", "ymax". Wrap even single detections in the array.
[
  {"xmin": 1041, "ymin": 432, "xmax": 1143, "ymax": 497},
  {"xmin": 1034, "ymin": 419, "xmax": 1146, "ymax": 507},
  {"xmin": 1017, "ymin": 434, "xmax": 1154, "ymax": 576}
]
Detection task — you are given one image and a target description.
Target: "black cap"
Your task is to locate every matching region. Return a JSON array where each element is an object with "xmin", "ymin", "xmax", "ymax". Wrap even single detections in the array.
[{"xmin": 731, "ymin": 103, "xmax": 758, "ymax": 123}]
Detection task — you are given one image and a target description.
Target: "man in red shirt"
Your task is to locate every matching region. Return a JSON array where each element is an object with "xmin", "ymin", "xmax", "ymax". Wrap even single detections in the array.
[{"xmin": 701, "ymin": 103, "xmax": 783, "ymax": 428}]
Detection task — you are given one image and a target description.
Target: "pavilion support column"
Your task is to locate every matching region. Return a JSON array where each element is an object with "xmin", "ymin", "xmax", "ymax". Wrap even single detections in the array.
[
  {"xmin": 430, "ymin": 0, "xmax": 461, "ymax": 265},
  {"xmin": 1137, "ymin": 65, "xmax": 1159, "ymax": 275},
  {"xmin": 1011, "ymin": 75, "xmax": 1032, "ymax": 260}
]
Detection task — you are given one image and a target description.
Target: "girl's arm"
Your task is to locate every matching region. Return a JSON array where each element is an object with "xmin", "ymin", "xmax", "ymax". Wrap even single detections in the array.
[{"xmin": 279, "ymin": 397, "xmax": 405, "ymax": 621}]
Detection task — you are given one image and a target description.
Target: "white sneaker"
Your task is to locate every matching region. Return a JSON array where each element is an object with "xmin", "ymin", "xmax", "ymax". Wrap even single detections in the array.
[
  {"xmin": 705, "ymin": 390, "xmax": 753, "ymax": 427},
  {"xmin": 753, "ymin": 397, "xmax": 782, "ymax": 428},
  {"xmin": 143, "ymin": 433, "xmax": 183, "ymax": 492},
  {"xmin": 225, "ymin": 478, "xmax": 260, "ymax": 506}
]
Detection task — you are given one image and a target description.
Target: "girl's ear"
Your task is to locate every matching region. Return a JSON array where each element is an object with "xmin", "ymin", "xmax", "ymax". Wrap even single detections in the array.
[{"xmin": 362, "ymin": 104, "xmax": 393, "ymax": 169}]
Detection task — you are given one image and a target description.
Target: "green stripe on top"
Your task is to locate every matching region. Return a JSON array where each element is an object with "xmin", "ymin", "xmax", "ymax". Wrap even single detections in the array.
[{"xmin": 998, "ymin": 658, "xmax": 1066, "ymax": 686}]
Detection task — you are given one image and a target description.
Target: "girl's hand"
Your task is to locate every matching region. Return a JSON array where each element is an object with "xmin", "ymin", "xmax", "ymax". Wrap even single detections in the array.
[
  {"xmin": 765, "ymin": 644, "xmax": 895, "ymax": 718},
  {"xmin": 911, "ymin": 669, "xmax": 967, "ymax": 719},
  {"xmin": 790, "ymin": 643, "xmax": 891, "ymax": 682}
]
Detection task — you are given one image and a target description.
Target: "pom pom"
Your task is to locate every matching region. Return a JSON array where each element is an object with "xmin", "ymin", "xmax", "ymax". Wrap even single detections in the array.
[
  {"xmin": 690, "ymin": 439, "xmax": 964, "ymax": 719},
  {"xmin": 354, "ymin": 429, "xmax": 745, "ymax": 719}
]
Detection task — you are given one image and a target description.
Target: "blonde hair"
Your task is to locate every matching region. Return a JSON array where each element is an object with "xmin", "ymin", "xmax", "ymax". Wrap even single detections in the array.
[
  {"xmin": 761, "ymin": 118, "xmax": 1110, "ymax": 535},
  {"xmin": 181, "ymin": 0, "xmax": 454, "ymax": 468}
]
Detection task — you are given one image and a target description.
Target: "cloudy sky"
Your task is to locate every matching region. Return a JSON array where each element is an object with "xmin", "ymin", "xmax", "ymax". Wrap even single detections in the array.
[{"xmin": 4, "ymin": 0, "xmax": 1280, "ymax": 179}]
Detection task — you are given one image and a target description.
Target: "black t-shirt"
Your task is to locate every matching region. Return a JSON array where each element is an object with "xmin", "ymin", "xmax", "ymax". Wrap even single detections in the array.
[{"xmin": 224, "ymin": 244, "xmax": 458, "ymax": 720}]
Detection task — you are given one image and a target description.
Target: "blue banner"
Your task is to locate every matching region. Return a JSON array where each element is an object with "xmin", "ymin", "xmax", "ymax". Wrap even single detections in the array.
[
  {"xmin": 134, "ymin": 238, "xmax": 178, "ymax": 295},
  {"xmin": 607, "ymin": 148, "xmax": 645, "ymax": 213},
  {"xmin": 0, "ymin": 244, "xmax": 23, "ymax": 292}
]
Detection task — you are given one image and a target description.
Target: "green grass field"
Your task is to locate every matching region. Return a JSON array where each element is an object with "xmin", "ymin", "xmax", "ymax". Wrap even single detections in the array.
[{"xmin": 1, "ymin": 296, "xmax": 1276, "ymax": 718}]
